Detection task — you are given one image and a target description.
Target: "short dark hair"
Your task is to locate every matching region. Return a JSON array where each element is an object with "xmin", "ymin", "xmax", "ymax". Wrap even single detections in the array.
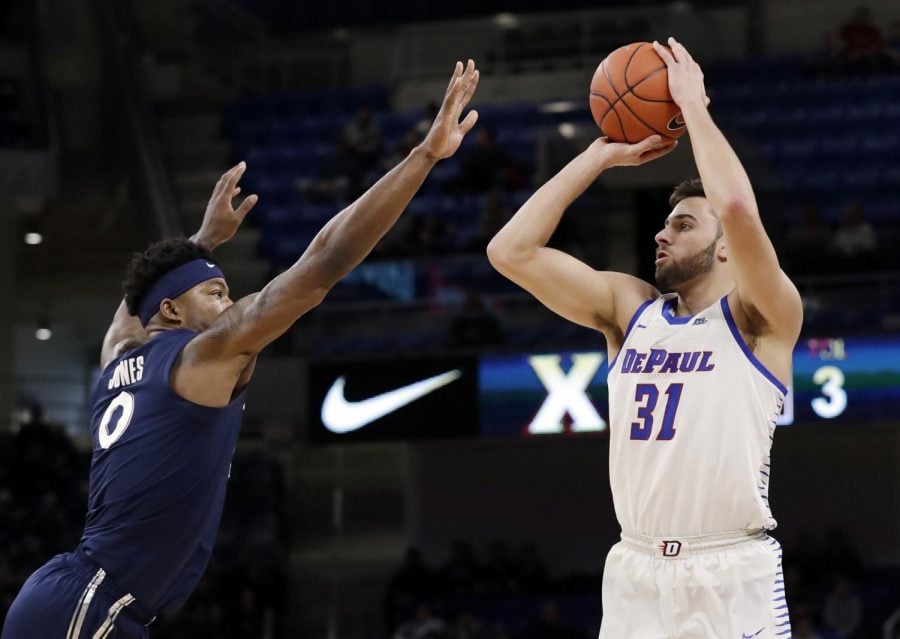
[
  {"xmin": 123, "ymin": 237, "xmax": 213, "ymax": 316},
  {"xmin": 669, "ymin": 178, "xmax": 706, "ymax": 209}
]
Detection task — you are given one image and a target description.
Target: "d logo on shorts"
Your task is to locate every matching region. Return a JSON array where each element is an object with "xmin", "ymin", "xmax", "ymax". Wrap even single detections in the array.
[{"xmin": 660, "ymin": 540, "xmax": 682, "ymax": 557}]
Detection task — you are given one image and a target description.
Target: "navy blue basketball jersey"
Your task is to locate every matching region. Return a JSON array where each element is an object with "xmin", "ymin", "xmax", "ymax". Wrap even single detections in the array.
[{"xmin": 81, "ymin": 329, "xmax": 245, "ymax": 615}]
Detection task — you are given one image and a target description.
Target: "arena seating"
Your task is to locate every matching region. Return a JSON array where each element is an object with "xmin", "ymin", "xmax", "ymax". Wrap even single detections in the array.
[{"xmin": 221, "ymin": 55, "xmax": 900, "ymax": 355}]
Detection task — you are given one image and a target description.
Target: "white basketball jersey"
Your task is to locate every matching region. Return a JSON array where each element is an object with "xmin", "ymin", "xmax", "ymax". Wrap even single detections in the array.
[{"xmin": 606, "ymin": 293, "xmax": 787, "ymax": 537}]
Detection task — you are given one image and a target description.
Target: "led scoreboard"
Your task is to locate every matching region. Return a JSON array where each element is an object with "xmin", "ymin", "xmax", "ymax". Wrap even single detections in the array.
[
  {"xmin": 478, "ymin": 337, "xmax": 900, "ymax": 437},
  {"xmin": 308, "ymin": 336, "xmax": 900, "ymax": 443}
]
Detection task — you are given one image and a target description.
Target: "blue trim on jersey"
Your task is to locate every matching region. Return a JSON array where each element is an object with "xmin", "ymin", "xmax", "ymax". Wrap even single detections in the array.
[
  {"xmin": 720, "ymin": 297, "xmax": 789, "ymax": 395},
  {"xmin": 607, "ymin": 298, "xmax": 655, "ymax": 373},
  {"xmin": 661, "ymin": 297, "xmax": 693, "ymax": 324}
]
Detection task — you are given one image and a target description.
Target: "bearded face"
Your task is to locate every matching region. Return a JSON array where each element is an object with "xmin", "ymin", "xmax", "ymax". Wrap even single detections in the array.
[{"xmin": 654, "ymin": 237, "xmax": 718, "ymax": 292}]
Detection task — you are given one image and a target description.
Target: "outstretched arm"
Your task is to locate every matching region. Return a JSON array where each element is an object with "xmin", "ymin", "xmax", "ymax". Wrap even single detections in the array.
[
  {"xmin": 653, "ymin": 38, "xmax": 802, "ymax": 343},
  {"xmin": 487, "ymin": 135, "xmax": 671, "ymax": 349},
  {"xmin": 200, "ymin": 60, "xmax": 480, "ymax": 358},
  {"xmin": 100, "ymin": 162, "xmax": 257, "ymax": 369}
]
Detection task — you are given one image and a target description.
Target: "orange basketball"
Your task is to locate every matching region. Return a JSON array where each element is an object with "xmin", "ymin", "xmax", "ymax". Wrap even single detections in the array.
[{"xmin": 589, "ymin": 42, "xmax": 686, "ymax": 144}]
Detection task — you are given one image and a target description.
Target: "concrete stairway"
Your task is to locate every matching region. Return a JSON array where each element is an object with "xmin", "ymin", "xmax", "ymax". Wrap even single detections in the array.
[{"xmin": 152, "ymin": 63, "xmax": 270, "ymax": 298}]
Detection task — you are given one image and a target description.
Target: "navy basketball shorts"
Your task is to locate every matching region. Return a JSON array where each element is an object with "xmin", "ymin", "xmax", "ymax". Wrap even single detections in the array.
[{"xmin": 2, "ymin": 550, "xmax": 154, "ymax": 639}]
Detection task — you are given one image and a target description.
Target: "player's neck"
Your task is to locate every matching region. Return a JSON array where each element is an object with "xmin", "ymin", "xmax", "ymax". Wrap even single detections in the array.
[{"xmin": 671, "ymin": 271, "xmax": 734, "ymax": 317}]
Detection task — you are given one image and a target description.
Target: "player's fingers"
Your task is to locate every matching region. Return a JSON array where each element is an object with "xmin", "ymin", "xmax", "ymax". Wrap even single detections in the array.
[
  {"xmin": 652, "ymin": 41, "xmax": 676, "ymax": 66},
  {"xmin": 215, "ymin": 164, "xmax": 240, "ymax": 197},
  {"xmin": 222, "ymin": 162, "xmax": 243, "ymax": 183},
  {"xmin": 458, "ymin": 109, "xmax": 479, "ymax": 136},
  {"xmin": 234, "ymin": 194, "xmax": 258, "ymax": 219},
  {"xmin": 634, "ymin": 134, "xmax": 663, "ymax": 154},
  {"xmin": 445, "ymin": 61, "xmax": 463, "ymax": 97},
  {"xmin": 231, "ymin": 186, "xmax": 242, "ymax": 197},
  {"xmin": 666, "ymin": 36, "xmax": 685, "ymax": 62},
  {"xmin": 640, "ymin": 140, "xmax": 678, "ymax": 163},
  {"xmin": 213, "ymin": 166, "xmax": 235, "ymax": 195},
  {"xmin": 667, "ymin": 37, "xmax": 690, "ymax": 62},
  {"xmin": 226, "ymin": 161, "xmax": 247, "ymax": 189},
  {"xmin": 461, "ymin": 69, "xmax": 479, "ymax": 107},
  {"xmin": 447, "ymin": 69, "xmax": 474, "ymax": 117}
]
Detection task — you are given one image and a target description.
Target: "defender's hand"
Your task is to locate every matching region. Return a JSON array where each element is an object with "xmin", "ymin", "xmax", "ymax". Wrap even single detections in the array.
[
  {"xmin": 194, "ymin": 162, "xmax": 259, "ymax": 250},
  {"xmin": 591, "ymin": 135, "xmax": 678, "ymax": 169},
  {"xmin": 420, "ymin": 59, "xmax": 480, "ymax": 161},
  {"xmin": 653, "ymin": 38, "xmax": 710, "ymax": 111}
]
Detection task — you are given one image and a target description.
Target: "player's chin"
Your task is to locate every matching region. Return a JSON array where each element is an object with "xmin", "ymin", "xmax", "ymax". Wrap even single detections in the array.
[
  {"xmin": 654, "ymin": 264, "xmax": 666, "ymax": 281},
  {"xmin": 654, "ymin": 266, "xmax": 674, "ymax": 292}
]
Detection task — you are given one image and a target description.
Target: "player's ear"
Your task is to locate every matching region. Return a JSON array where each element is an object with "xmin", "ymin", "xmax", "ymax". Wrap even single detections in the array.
[
  {"xmin": 159, "ymin": 298, "xmax": 181, "ymax": 325},
  {"xmin": 717, "ymin": 237, "xmax": 728, "ymax": 263}
]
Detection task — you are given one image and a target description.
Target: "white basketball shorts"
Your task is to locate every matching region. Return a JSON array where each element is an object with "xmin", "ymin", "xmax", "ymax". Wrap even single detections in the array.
[{"xmin": 598, "ymin": 529, "xmax": 790, "ymax": 639}]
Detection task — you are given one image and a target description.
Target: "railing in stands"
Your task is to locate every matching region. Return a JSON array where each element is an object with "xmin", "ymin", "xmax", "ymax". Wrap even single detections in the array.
[
  {"xmin": 97, "ymin": 0, "xmax": 181, "ymax": 237},
  {"xmin": 198, "ymin": 0, "xmax": 267, "ymax": 42},
  {"xmin": 885, "ymin": 606, "xmax": 900, "ymax": 639}
]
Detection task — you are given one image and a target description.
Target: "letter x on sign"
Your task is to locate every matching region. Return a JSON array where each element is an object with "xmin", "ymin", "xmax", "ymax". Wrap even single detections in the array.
[{"xmin": 527, "ymin": 353, "xmax": 607, "ymax": 434}]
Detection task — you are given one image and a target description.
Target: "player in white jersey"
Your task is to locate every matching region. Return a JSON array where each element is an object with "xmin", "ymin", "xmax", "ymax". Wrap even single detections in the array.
[{"xmin": 487, "ymin": 38, "xmax": 803, "ymax": 638}]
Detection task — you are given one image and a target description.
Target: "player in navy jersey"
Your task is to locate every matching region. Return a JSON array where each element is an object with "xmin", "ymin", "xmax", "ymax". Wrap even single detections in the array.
[
  {"xmin": 488, "ymin": 40, "xmax": 803, "ymax": 637},
  {"xmin": 2, "ymin": 60, "xmax": 480, "ymax": 639}
]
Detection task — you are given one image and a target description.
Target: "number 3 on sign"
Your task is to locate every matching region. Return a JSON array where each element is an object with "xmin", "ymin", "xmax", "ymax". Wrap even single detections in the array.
[
  {"xmin": 630, "ymin": 383, "xmax": 683, "ymax": 441},
  {"xmin": 812, "ymin": 365, "xmax": 847, "ymax": 419}
]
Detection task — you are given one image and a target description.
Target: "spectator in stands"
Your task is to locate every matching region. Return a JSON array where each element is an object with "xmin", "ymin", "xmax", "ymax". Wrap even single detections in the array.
[
  {"xmin": 451, "ymin": 611, "xmax": 488, "ymax": 639},
  {"xmin": 446, "ymin": 292, "xmax": 505, "ymax": 349},
  {"xmin": 480, "ymin": 540, "xmax": 517, "ymax": 594},
  {"xmin": 512, "ymin": 543, "xmax": 550, "ymax": 594},
  {"xmin": 477, "ymin": 190, "xmax": 512, "ymax": 251},
  {"xmin": 885, "ymin": 19, "xmax": 900, "ymax": 66},
  {"xmin": 783, "ymin": 562, "xmax": 816, "ymax": 612},
  {"xmin": 344, "ymin": 106, "xmax": 382, "ymax": 169},
  {"xmin": 394, "ymin": 604, "xmax": 449, "ymax": 639},
  {"xmin": 818, "ymin": 529, "xmax": 863, "ymax": 582},
  {"xmin": 822, "ymin": 577, "xmax": 863, "ymax": 639},
  {"xmin": 830, "ymin": 204, "xmax": 877, "ymax": 270},
  {"xmin": 792, "ymin": 607, "xmax": 825, "ymax": 639},
  {"xmin": 811, "ymin": 30, "xmax": 847, "ymax": 78},
  {"xmin": 414, "ymin": 102, "xmax": 441, "ymax": 142},
  {"xmin": 387, "ymin": 549, "xmax": 438, "ymax": 630},
  {"xmin": 457, "ymin": 129, "xmax": 510, "ymax": 194},
  {"xmin": 837, "ymin": 6, "xmax": 888, "ymax": 74},
  {"xmin": 383, "ymin": 131, "xmax": 420, "ymax": 173},
  {"xmin": 0, "ymin": 404, "xmax": 88, "ymax": 630},
  {"xmin": 441, "ymin": 540, "xmax": 480, "ymax": 598},
  {"xmin": 300, "ymin": 134, "xmax": 363, "ymax": 204},
  {"xmin": 411, "ymin": 214, "xmax": 455, "ymax": 256},
  {"xmin": 520, "ymin": 599, "xmax": 581, "ymax": 639}
]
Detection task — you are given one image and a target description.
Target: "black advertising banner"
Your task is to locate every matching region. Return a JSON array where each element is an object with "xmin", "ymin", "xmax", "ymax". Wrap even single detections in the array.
[
  {"xmin": 308, "ymin": 356, "xmax": 479, "ymax": 444},
  {"xmin": 308, "ymin": 336, "xmax": 900, "ymax": 444}
]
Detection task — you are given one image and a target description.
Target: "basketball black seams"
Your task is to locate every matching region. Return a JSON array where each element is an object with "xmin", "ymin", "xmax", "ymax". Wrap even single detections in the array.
[{"xmin": 595, "ymin": 42, "xmax": 677, "ymax": 143}]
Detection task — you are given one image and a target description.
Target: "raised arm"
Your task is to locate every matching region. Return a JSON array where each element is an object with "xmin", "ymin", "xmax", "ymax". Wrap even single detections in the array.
[
  {"xmin": 654, "ymin": 38, "xmax": 802, "ymax": 344},
  {"xmin": 486, "ymin": 135, "xmax": 671, "ymax": 349},
  {"xmin": 100, "ymin": 162, "xmax": 257, "ymax": 369},
  {"xmin": 199, "ymin": 60, "xmax": 480, "ymax": 358}
]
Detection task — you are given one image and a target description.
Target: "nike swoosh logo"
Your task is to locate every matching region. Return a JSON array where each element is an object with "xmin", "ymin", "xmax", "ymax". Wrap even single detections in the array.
[
  {"xmin": 667, "ymin": 113, "xmax": 686, "ymax": 131},
  {"xmin": 321, "ymin": 370, "xmax": 462, "ymax": 433},
  {"xmin": 742, "ymin": 628, "xmax": 765, "ymax": 638},
  {"xmin": 206, "ymin": 262, "xmax": 216, "ymax": 268}
]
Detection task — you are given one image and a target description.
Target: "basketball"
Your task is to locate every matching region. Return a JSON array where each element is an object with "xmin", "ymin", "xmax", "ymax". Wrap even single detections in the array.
[{"xmin": 589, "ymin": 42, "xmax": 686, "ymax": 144}]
